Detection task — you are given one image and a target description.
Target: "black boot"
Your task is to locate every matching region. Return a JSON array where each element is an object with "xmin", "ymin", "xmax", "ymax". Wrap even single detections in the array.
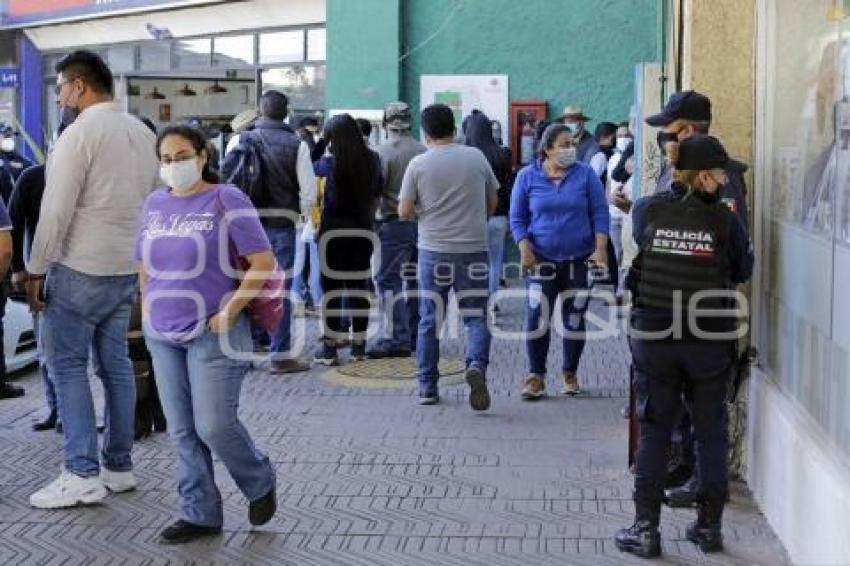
[
  {"xmin": 665, "ymin": 474, "xmax": 698, "ymax": 508},
  {"xmin": 665, "ymin": 442, "xmax": 693, "ymax": 488},
  {"xmin": 615, "ymin": 501, "xmax": 662, "ymax": 558},
  {"xmin": 686, "ymin": 499, "xmax": 724, "ymax": 553}
]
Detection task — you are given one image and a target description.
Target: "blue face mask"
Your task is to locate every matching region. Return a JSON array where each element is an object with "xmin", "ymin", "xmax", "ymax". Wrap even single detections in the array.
[{"xmin": 565, "ymin": 122, "xmax": 580, "ymax": 135}]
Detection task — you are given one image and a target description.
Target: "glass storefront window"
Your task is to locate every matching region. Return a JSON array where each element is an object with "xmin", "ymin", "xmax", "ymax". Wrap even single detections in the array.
[
  {"xmin": 759, "ymin": 0, "xmax": 850, "ymax": 455},
  {"xmin": 174, "ymin": 38, "xmax": 211, "ymax": 69},
  {"xmin": 214, "ymin": 35, "xmax": 255, "ymax": 67},
  {"xmin": 261, "ymin": 65, "xmax": 325, "ymax": 111},
  {"xmin": 139, "ymin": 42, "xmax": 171, "ymax": 72},
  {"xmin": 107, "ymin": 44, "xmax": 135, "ymax": 74},
  {"xmin": 307, "ymin": 28, "xmax": 326, "ymax": 61},
  {"xmin": 259, "ymin": 31, "xmax": 304, "ymax": 64}
]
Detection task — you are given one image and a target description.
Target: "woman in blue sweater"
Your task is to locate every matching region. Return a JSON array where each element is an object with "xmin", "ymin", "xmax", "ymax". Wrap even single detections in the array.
[{"xmin": 510, "ymin": 123, "xmax": 610, "ymax": 399}]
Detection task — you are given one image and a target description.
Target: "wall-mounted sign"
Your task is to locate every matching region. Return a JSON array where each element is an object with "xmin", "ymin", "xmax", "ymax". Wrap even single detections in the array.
[
  {"xmin": 1, "ymin": 0, "xmax": 225, "ymax": 29},
  {"xmin": 420, "ymin": 75, "xmax": 510, "ymax": 142},
  {"xmin": 0, "ymin": 68, "xmax": 19, "ymax": 88}
]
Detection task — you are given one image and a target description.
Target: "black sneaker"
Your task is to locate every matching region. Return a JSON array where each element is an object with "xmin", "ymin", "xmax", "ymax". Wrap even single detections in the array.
[
  {"xmin": 615, "ymin": 520, "xmax": 661, "ymax": 558},
  {"xmin": 0, "ymin": 382, "xmax": 24, "ymax": 400},
  {"xmin": 313, "ymin": 343, "xmax": 338, "ymax": 366},
  {"xmin": 33, "ymin": 409, "xmax": 58, "ymax": 432},
  {"xmin": 159, "ymin": 520, "xmax": 222, "ymax": 544},
  {"xmin": 465, "ymin": 367, "xmax": 491, "ymax": 411},
  {"xmin": 249, "ymin": 488, "xmax": 277, "ymax": 526},
  {"xmin": 350, "ymin": 342, "xmax": 367, "ymax": 362}
]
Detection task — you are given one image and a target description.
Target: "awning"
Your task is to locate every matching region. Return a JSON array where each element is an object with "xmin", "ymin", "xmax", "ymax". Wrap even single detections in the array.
[{"xmin": 23, "ymin": 0, "xmax": 325, "ymax": 51}]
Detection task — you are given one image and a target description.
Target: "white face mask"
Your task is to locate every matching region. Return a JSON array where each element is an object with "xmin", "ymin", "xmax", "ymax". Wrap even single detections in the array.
[
  {"xmin": 0, "ymin": 138, "xmax": 15, "ymax": 153},
  {"xmin": 552, "ymin": 147, "xmax": 577, "ymax": 169},
  {"xmin": 160, "ymin": 158, "xmax": 201, "ymax": 192},
  {"xmin": 616, "ymin": 136, "xmax": 631, "ymax": 152}
]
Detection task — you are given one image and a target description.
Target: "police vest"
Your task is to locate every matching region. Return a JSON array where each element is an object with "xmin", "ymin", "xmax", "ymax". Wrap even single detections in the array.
[{"xmin": 636, "ymin": 194, "xmax": 733, "ymax": 314}]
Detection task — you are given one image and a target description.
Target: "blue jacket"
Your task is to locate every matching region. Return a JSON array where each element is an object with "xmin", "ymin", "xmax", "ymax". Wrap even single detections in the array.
[
  {"xmin": 509, "ymin": 159, "xmax": 610, "ymax": 261},
  {"xmin": 632, "ymin": 182, "xmax": 753, "ymax": 285}
]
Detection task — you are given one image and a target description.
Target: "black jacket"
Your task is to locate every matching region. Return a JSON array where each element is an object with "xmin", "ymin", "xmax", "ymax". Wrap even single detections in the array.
[
  {"xmin": 8, "ymin": 163, "xmax": 44, "ymax": 273},
  {"xmin": 245, "ymin": 118, "xmax": 303, "ymax": 229}
]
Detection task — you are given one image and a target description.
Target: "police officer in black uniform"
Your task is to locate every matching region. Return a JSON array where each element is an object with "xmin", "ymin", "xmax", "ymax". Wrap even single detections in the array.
[
  {"xmin": 644, "ymin": 91, "xmax": 752, "ymax": 504},
  {"xmin": 0, "ymin": 125, "xmax": 32, "ymax": 204},
  {"xmin": 615, "ymin": 135, "xmax": 753, "ymax": 558}
]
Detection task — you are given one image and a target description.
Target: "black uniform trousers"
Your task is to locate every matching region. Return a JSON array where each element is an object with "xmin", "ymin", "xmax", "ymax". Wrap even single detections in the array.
[{"xmin": 630, "ymin": 336, "xmax": 733, "ymax": 505}]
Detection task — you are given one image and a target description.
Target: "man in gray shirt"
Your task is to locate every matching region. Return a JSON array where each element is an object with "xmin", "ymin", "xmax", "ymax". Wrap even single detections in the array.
[
  {"xmin": 368, "ymin": 102, "xmax": 426, "ymax": 359},
  {"xmin": 399, "ymin": 103, "xmax": 499, "ymax": 411}
]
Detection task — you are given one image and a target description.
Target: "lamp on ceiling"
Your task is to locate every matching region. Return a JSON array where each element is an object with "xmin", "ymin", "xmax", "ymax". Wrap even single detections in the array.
[
  {"xmin": 144, "ymin": 86, "xmax": 166, "ymax": 100},
  {"xmin": 205, "ymin": 80, "xmax": 228, "ymax": 94},
  {"xmin": 177, "ymin": 83, "xmax": 197, "ymax": 96}
]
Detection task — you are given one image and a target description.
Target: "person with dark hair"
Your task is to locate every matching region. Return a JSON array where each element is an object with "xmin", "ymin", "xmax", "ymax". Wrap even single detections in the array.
[
  {"xmin": 511, "ymin": 123, "xmax": 609, "ymax": 401},
  {"xmin": 355, "ymin": 118, "xmax": 373, "ymax": 145},
  {"xmin": 312, "ymin": 114, "xmax": 382, "ymax": 365},
  {"xmin": 137, "ymin": 125, "xmax": 277, "ymax": 543},
  {"xmin": 296, "ymin": 116, "xmax": 319, "ymax": 154},
  {"xmin": 464, "ymin": 111, "xmax": 512, "ymax": 300},
  {"xmin": 0, "ymin": 125, "xmax": 32, "ymax": 203},
  {"xmin": 27, "ymin": 49, "xmax": 160, "ymax": 509},
  {"xmin": 8, "ymin": 108, "xmax": 79, "ymax": 426},
  {"xmin": 222, "ymin": 90, "xmax": 317, "ymax": 373},
  {"xmin": 367, "ymin": 102, "xmax": 426, "ymax": 359},
  {"xmin": 615, "ymin": 135, "xmax": 753, "ymax": 558},
  {"xmin": 607, "ymin": 123, "xmax": 634, "ymax": 301},
  {"xmin": 591, "ymin": 121, "xmax": 618, "ymax": 179},
  {"xmin": 398, "ymin": 103, "xmax": 499, "ymax": 410},
  {"xmin": 259, "ymin": 90, "xmax": 288, "ymax": 121}
]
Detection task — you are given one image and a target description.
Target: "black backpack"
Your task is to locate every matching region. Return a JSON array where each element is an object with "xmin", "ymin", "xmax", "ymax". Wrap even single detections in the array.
[{"xmin": 220, "ymin": 133, "xmax": 267, "ymax": 207}]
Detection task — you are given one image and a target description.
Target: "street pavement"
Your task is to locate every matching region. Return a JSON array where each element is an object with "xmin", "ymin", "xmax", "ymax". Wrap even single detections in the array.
[{"xmin": 0, "ymin": 298, "xmax": 789, "ymax": 565}]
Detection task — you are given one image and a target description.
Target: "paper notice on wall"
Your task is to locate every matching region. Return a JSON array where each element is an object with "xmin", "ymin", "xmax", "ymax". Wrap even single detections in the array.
[{"xmin": 420, "ymin": 75, "xmax": 509, "ymax": 141}]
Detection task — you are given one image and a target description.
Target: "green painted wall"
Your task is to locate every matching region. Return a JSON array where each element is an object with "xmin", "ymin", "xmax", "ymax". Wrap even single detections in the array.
[
  {"xmin": 400, "ymin": 0, "xmax": 660, "ymax": 131},
  {"xmin": 326, "ymin": 0, "xmax": 401, "ymax": 110}
]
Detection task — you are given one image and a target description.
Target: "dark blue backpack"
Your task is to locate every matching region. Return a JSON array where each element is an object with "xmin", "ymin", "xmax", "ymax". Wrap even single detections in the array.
[{"xmin": 221, "ymin": 133, "xmax": 267, "ymax": 207}]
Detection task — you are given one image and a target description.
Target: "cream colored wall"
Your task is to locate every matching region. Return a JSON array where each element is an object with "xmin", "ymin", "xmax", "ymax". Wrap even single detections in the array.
[{"xmin": 681, "ymin": 0, "xmax": 756, "ymax": 186}]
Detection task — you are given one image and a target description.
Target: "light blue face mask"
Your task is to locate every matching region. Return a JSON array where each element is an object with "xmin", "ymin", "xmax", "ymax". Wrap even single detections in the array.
[{"xmin": 565, "ymin": 122, "xmax": 580, "ymax": 135}]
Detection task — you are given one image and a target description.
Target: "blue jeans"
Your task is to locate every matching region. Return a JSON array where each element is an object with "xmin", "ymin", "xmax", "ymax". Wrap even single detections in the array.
[
  {"xmin": 525, "ymin": 259, "xmax": 589, "ymax": 375},
  {"xmin": 265, "ymin": 227, "xmax": 296, "ymax": 356},
  {"xmin": 33, "ymin": 313, "xmax": 56, "ymax": 412},
  {"xmin": 292, "ymin": 228, "xmax": 322, "ymax": 307},
  {"xmin": 43, "ymin": 263, "xmax": 138, "ymax": 477},
  {"xmin": 416, "ymin": 250, "xmax": 491, "ymax": 395},
  {"xmin": 374, "ymin": 220, "xmax": 417, "ymax": 349},
  {"xmin": 144, "ymin": 315, "xmax": 275, "ymax": 527},
  {"xmin": 486, "ymin": 216, "xmax": 508, "ymax": 295}
]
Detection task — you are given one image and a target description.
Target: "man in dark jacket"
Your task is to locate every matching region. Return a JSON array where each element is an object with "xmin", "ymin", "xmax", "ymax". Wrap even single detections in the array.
[
  {"xmin": 643, "ymin": 89, "xmax": 751, "ymax": 505},
  {"xmin": 0, "ymin": 125, "xmax": 32, "ymax": 204},
  {"xmin": 222, "ymin": 90, "xmax": 317, "ymax": 374}
]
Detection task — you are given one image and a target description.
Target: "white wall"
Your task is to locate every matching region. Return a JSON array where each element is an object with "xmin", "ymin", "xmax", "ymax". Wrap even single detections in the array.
[{"xmin": 747, "ymin": 371, "xmax": 850, "ymax": 565}]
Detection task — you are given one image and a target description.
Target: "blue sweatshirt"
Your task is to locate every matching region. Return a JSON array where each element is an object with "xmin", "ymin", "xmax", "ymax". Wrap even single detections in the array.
[{"xmin": 509, "ymin": 159, "xmax": 610, "ymax": 261}]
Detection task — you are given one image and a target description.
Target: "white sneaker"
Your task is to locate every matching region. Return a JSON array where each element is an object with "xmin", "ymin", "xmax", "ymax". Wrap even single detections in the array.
[
  {"xmin": 101, "ymin": 468, "xmax": 137, "ymax": 493},
  {"xmin": 30, "ymin": 471, "xmax": 107, "ymax": 509}
]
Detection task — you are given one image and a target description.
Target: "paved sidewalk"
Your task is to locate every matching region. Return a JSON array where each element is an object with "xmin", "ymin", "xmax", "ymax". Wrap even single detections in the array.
[{"xmin": 0, "ymin": 301, "xmax": 788, "ymax": 565}]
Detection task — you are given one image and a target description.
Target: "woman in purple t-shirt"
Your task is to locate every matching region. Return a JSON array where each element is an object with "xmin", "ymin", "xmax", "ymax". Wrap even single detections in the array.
[{"xmin": 137, "ymin": 126, "xmax": 276, "ymax": 544}]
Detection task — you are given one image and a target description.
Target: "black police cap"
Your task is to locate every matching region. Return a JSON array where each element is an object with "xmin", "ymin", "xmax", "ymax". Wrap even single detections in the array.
[
  {"xmin": 646, "ymin": 90, "xmax": 712, "ymax": 127},
  {"xmin": 676, "ymin": 134, "xmax": 729, "ymax": 170}
]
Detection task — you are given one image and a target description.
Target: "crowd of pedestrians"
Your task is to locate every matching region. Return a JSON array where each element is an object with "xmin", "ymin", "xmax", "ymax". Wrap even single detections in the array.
[{"xmin": 0, "ymin": 48, "xmax": 753, "ymax": 558}]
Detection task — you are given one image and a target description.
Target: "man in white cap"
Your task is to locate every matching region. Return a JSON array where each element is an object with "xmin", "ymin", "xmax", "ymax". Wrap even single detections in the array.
[{"xmin": 557, "ymin": 105, "xmax": 600, "ymax": 164}]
